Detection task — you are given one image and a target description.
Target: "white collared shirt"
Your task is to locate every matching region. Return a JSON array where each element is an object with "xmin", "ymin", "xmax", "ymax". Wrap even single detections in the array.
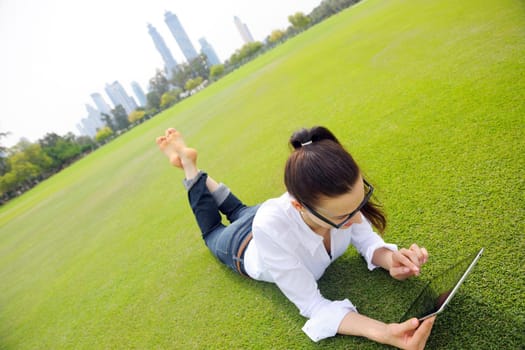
[{"xmin": 244, "ymin": 192, "xmax": 397, "ymax": 342}]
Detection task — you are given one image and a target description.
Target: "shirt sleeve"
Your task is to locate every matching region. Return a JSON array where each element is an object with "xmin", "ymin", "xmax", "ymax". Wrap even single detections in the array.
[
  {"xmin": 350, "ymin": 217, "xmax": 398, "ymax": 270},
  {"xmin": 253, "ymin": 221, "xmax": 357, "ymax": 342}
]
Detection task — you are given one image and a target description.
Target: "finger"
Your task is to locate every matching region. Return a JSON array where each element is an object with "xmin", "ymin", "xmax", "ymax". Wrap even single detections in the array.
[
  {"xmin": 411, "ymin": 317, "xmax": 436, "ymax": 348},
  {"xmin": 395, "ymin": 250, "xmax": 421, "ymax": 274},
  {"xmin": 409, "ymin": 244, "xmax": 427, "ymax": 265},
  {"xmin": 399, "ymin": 317, "xmax": 420, "ymax": 333},
  {"xmin": 402, "ymin": 248, "xmax": 423, "ymax": 270},
  {"xmin": 421, "ymin": 247, "xmax": 429, "ymax": 264},
  {"xmin": 390, "ymin": 266, "xmax": 411, "ymax": 279}
]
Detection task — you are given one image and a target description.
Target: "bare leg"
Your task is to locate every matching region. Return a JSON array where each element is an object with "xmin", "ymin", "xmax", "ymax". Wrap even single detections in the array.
[{"xmin": 155, "ymin": 128, "xmax": 220, "ymax": 191}]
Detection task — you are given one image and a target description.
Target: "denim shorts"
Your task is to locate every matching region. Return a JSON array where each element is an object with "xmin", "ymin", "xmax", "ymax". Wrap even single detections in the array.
[{"xmin": 187, "ymin": 172, "xmax": 260, "ymax": 276}]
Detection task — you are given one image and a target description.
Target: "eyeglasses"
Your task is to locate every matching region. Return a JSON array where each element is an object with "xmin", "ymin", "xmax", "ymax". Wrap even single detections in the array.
[{"xmin": 302, "ymin": 179, "xmax": 374, "ymax": 229}]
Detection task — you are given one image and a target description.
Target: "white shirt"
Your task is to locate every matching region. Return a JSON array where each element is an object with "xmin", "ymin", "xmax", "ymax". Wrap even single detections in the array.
[{"xmin": 244, "ymin": 192, "xmax": 397, "ymax": 342}]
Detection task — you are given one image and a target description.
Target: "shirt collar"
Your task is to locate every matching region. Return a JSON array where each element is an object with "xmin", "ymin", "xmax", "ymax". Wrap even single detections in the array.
[{"xmin": 283, "ymin": 192, "xmax": 327, "ymax": 255}]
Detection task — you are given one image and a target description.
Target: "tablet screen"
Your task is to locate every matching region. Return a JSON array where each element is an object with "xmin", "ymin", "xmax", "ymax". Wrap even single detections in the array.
[{"xmin": 399, "ymin": 248, "xmax": 483, "ymax": 322}]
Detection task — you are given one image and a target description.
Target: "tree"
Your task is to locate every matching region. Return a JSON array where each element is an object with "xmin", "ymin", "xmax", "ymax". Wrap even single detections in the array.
[
  {"xmin": 188, "ymin": 54, "xmax": 209, "ymax": 80},
  {"xmin": 170, "ymin": 56, "xmax": 210, "ymax": 89},
  {"xmin": 95, "ymin": 127, "xmax": 113, "ymax": 143},
  {"xmin": 170, "ymin": 63, "xmax": 191, "ymax": 89},
  {"xmin": 229, "ymin": 42, "xmax": 264, "ymax": 66},
  {"xmin": 210, "ymin": 64, "xmax": 225, "ymax": 80},
  {"xmin": 101, "ymin": 113, "xmax": 115, "ymax": 131},
  {"xmin": 146, "ymin": 91, "xmax": 161, "ymax": 111},
  {"xmin": 75, "ymin": 135, "xmax": 96, "ymax": 153},
  {"xmin": 111, "ymin": 105, "xmax": 130, "ymax": 131},
  {"xmin": 149, "ymin": 69, "xmax": 170, "ymax": 97},
  {"xmin": 160, "ymin": 89, "xmax": 181, "ymax": 109},
  {"xmin": 21, "ymin": 142, "xmax": 53, "ymax": 172},
  {"xmin": 128, "ymin": 110, "xmax": 146, "ymax": 123},
  {"xmin": 0, "ymin": 131, "xmax": 11, "ymax": 175},
  {"xmin": 185, "ymin": 77, "xmax": 203, "ymax": 91},
  {"xmin": 310, "ymin": 0, "xmax": 361, "ymax": 23},
  {"xmin": 0, "ymin": 142, "xmax": 52, "ymax": 196},
  {"xmin": 39, "ymin": 133, "xmax": 81, "ymax": 169},
  {"xmin": 268, "ymin": 29, "xmax": 286, "ymax": 44},
  {"xmin": 288, "ymin": 12, "xmax": 311, "ymax": 30}
]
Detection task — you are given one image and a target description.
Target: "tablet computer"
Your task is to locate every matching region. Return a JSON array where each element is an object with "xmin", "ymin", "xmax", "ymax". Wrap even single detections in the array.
[{"xmin": 399, "ymin": 247, "xmax": 484, "ymax": 322}]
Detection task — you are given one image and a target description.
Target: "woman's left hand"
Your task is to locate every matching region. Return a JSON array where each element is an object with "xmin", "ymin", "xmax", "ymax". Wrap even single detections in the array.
[{"xmin": 389, "ymin": 244, "xmax": 429, "ymax": 280}]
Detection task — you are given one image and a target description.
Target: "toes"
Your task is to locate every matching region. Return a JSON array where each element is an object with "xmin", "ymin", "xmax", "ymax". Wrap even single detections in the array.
[
  {"xmin": 166, "ymin": 128, "xmax": 177, "ymax": 137},
  {"xmin": 156, "ymin": 136, "xmax": 167, "ymax": 145}
]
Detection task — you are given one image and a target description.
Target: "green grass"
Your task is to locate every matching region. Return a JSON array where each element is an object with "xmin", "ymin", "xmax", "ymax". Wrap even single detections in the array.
[{"xmin": 1, "ymin": 0, "xmax": 524, "ymax": 348}]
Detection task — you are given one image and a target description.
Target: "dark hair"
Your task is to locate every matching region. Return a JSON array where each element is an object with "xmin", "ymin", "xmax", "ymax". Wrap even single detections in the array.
[{"xmin": 284, "ymin": 126, "xmax": 386, "ymax": 233}]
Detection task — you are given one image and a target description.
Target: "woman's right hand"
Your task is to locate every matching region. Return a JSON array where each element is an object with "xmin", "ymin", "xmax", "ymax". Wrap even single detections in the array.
[{"xmin": 384, "ymin": 317, "xmax": 436, "ymax": 350}]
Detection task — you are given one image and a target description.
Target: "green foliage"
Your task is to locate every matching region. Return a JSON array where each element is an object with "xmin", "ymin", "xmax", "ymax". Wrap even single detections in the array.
[
  {"xmin": 170, "ymin": 56, "xmax": 209, "ymax": 91},
  {"xmin": 310, "ymin": 0, "xmax": 361, "ymax": 24},
  {"xmin": 188, "ymin": 55, "xmax": 209, "ymax": 80},
  {"xmin": 0, "ymin": 142, "xmax": 52, "ymax": 195},
  {"xmin": 146, "ymin": 90, "xmax": 161, "ymax": 111},
  {"xmin": 40, "ymin": 132, "xmax": 82, "ymax": 169},
  {"xmin": 128, "ymin": 110, "xmax": 146, "ymax": 123},
  {"xmin": 0, "ymin": 0, "xmax": 523, "ymax": 348},
  {"xmin": 268, "ymin": 29, "xmax": 286, "ymax": 44},
  {"xmin": 0, "ymin": 132, "xmax": 10, "ymax": 175},
  {"xmin": 148, "ymin": 69, "xmax": 170, "ymax": 98},
  {"xmin": 184, "ymin": 76, "xmax": 203, "ymax": 91},
  {"xmin": 209, "ymin": 64, "xmax": 225, "ymax": 80},
  {"xmin": 228, "ymin": 41, "xmax": 264, "ymax": 65},
  {"xmin": 159, "ymin": 89, "xmax": 181, "ymax": 109},
  {"xmin": 288, "ymin": 12, "xmax": 311, "ymax": 30},
  {"xmin": 111, "ymin": 105, "xmax": 130, "ymax": 131},
  {"xmin": 95, "ymin": 126, "xmax": 113, "ymax": 143}
]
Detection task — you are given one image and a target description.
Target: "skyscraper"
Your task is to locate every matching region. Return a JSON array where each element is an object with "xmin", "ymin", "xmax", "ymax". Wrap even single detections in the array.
[
  {"xmin": 77, "ymin": 104, "xmax": 105, "ymax": 137},
  {"xmin": 148, "ymin": 23, "xmax": 178, "ymax": 78},
  {"xmin": 164, "ymin": 11, "xmax": 198, "ymax": 62},
  {"xmin": 198, "ymin": 37, "xmax": 221, "ymax": 66},
  {"xmin": 234, "ymin": 16, "xmax": 255, "ymax": 44},
  {"xmin": 104, "ymin": 81, "xmax": 138, "ymax": 115},
  {"xmin": 91, "ymin": 92, "xmax": 112, "ymax": 116},
  {"xmin": 131, "ymin": 81, "xmax": 147, "ymax": 107}
]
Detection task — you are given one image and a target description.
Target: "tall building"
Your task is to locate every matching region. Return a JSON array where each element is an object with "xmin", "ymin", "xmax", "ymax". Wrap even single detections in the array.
[
  {"xmin": 91, "ymin": 92, "xmax": 112, "ymax": 116},
  {"xmin": 164, "ymin": 11, "xmax": 198, "ymax": 62},
  {"xmin": 77, "ymin": 104, "xmax": 105, "ymax": 137},
  {"xmin": 198, "ymin": 37, "xmax": 221, "ymax": 66},
  {"xmin": 104, "ymin": 81, "xmax": 138, "ymax": 115},
  {"xmin": 131, "ymin": 81, "xmax": 147, "ymax": 107},
  {"xmin": 234, "ymin": 16, "xmax": 255, "ymax": 44},
  {"xmin": 148, "ymin": 23, "xmax": 178, "ymax": 78}
]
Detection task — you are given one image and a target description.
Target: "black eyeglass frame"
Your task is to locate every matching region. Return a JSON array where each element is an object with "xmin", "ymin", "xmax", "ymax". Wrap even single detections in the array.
[{"xmin": 301, "ymin": 179, "xmax": 374, "ymax": 229}]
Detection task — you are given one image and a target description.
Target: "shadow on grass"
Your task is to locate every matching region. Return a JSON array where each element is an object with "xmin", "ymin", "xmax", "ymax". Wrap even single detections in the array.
[{"xmin": 318, "ymin": 253, "xmax": 524, "ymax": 349}]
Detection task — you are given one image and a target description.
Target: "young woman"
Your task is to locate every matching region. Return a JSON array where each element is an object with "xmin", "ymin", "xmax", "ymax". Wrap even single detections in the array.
[{"xmin": 156, "ymin": 126, "xmax": 435, "ymax": 349}]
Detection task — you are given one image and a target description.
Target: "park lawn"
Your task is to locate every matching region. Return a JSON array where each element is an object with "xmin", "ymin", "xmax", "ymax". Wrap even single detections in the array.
[{"xmin": 1, "ymin": 0, "xmax": 524, "ymax": 348}]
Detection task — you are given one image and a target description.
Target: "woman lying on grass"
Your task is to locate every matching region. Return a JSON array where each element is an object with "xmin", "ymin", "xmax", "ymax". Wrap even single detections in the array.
[{"xmin": 156, "ymin": 126, "xmax": 435, "ymax": 349}]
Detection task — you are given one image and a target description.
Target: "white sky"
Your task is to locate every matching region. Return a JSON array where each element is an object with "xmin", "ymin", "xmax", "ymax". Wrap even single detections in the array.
[{"xmin": 0, "ymin": 0, "xmax": 320, "ymax": 147}]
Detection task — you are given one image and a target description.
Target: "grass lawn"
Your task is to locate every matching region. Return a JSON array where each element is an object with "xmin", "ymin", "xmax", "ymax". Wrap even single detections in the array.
[{"xmin": 1, "ymin": 0, "xmax": 524, "ymax": 348}]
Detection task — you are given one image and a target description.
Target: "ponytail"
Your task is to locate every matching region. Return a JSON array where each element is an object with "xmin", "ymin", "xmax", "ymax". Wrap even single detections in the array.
[{"xmin": 285, "ymin": 126, "xmax": 387, "ymax": 233}]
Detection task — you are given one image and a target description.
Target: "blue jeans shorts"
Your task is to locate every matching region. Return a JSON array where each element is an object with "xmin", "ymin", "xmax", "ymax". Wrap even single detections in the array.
[{"xmin": 187, "ymin": 172, "xmax": 260, "ymax": 276}]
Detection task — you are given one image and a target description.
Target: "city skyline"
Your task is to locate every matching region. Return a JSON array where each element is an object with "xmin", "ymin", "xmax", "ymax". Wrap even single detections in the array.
[
  {"xmin": 79, "ymin": 9, "xmax": 217, "ymax": 138},
  {"xmin": 234, "ymin": 16, "xmax": 255, "ymax": 44},
  {"xmin": 79, "ymin": 10, "xmax": 239, "ymax": 138},
  {"xmin": 164, "ymin": 11, "xmax": 199, "ymax": 63},
  {"xmin": 147, "ymin": 23, "xmax": 178, "ymax": 78},
  {"xmin": 1, "ymin": 0, "xmax": 321, "ymax": 146}
]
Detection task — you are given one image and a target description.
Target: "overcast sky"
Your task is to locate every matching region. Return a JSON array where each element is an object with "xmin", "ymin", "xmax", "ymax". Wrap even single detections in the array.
[{"xmin": 0, "ymin": 0, "xmax": 320, "ymax": 146}]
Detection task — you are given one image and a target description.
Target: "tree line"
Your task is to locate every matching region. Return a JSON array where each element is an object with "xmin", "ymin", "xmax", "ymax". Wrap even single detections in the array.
[{"xmin": 0, "ymin": 0, "xmax": 361, "ymax": 204}]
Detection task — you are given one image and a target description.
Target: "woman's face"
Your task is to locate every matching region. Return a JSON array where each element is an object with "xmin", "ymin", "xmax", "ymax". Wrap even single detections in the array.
[{"xmin": 304, "ymin": 177, "xmax": 366, "ymax": 229}]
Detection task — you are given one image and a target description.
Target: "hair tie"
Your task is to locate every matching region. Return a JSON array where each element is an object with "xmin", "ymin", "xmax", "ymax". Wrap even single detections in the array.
[{"xmin": 301, "ymin": 140, "xmax": 313, "ymax": 147}]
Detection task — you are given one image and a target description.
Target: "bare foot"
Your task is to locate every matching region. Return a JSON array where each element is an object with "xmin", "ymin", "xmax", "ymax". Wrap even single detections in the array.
[{"xmin": 155, "ymin": 128, "xmax": 197, "ymax": 169}]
